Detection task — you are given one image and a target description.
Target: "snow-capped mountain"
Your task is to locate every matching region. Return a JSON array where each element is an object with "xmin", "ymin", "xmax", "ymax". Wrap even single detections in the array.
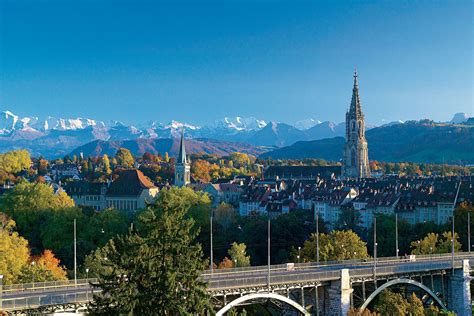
[
  {"xmin": 214, "ymin": 116, "xmax": 267, "ymax": 131},
  {"xmin": 450, "ymin": 112, "xmax": 469, "ymax": 124},
  {"xmin": 294, "ymin": 118, "xmax": 322, "ymax": 130},
  {"xmin": 0, "ymin": 109, "xmax": 470, "ymax": 158}
]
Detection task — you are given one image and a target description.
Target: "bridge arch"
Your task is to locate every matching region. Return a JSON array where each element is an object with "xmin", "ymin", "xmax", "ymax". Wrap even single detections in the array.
[
  {"xmin": 358, "ymin": 278, "xmax": 447, "ymax": 315},
  {"xmin": 216, "ymin": 292, "xmax": 310, "ymax": 316}
]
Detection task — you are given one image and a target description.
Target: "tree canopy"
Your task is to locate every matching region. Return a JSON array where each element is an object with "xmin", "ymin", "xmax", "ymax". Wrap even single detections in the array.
[
  {"xmin": 228, "ymin": 242, "xmax": 251, "ymax": 267},
  {"xmin": 0, "ymin": 214, "xmax": 67, "ymax": 284},
  {"xmin": 411, "ymin": 231, "xmax": 462, "ymax": 255},
  {"xmin": 299, "ymin": 230, "xmax": 369, "ymax": 262},
  {"xmin": 115, "ymin": 147, "xmax": 135, "ymax": 168},
  {"xmin": 89, "ymin": 187, "xmax": 212, "ymax": 315}
]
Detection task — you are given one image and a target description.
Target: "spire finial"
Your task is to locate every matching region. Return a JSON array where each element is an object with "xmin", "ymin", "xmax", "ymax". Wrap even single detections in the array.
[{"xmin": 353, "ymin": 68, "xmax": 358, "ymax": 87}]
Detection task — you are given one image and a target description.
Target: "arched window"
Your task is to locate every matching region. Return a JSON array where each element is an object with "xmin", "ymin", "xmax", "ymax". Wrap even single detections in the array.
[{"xmin": 352, "ymin": 121, "xmax": 355, "ymax": 131}]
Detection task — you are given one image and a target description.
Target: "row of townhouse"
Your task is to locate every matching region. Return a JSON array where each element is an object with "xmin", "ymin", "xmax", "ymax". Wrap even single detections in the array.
[{"xmin": 238, "ymin": 175, "xmax": 474, "ymax": 229}]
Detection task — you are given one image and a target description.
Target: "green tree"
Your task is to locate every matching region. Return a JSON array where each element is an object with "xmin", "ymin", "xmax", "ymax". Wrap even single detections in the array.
[
  {"xmin": 300, "ymin": 230, "xmax": 369, "ymax": 262},
  {"xmin": 454, "ymin": 202, "xmax": 474, "ymax": 252},
  {"xmin": 0, "ymin": 182, "xmax": 75, "ymax": 250},
  {"xmin": 374, "ymin": 289, "xmax": 409, "ymax": 315},
  {"xmin": 89, "ymin": 187, "xmax": 212, "ymax": 315},
  {"xmin": 115, "ymin": 147, "xmax": 135, "ymax": 168},
  {"xmin": 228, "ymin": 242, "xmax": 251, "ymax": 267},
  {"xmin": 214, "ymin": 203, "xmax": 236, "ymax": 231},
  {"xmin": 335, "ymin": 206, "xmax": 363, "ymax": 234},
  {"xmin": 411, "ymin": 231, "xmax": 461, "ymax": 255}
]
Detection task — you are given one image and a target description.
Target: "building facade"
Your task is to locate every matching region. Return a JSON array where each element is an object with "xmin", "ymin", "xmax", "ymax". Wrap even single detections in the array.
[{"xmin": 342, "ymin": 71, "xmax": 371, "ymax": 179}]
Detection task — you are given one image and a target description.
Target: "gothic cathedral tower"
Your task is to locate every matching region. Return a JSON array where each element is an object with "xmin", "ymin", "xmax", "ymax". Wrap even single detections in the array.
[
  {"xmin": 174, "ymin": 129, "xmax": 191, "ymax": 187},
  {"xmin": 342, "ymin": 71, "xmax": 371, "ymax": 178}
]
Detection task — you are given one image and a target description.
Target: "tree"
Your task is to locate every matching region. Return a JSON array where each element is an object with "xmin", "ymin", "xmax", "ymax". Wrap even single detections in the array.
[
  {"xmin": 0, "ymin": 215, "xmax": 30, "ymax": 284},
  {"xmin": 89, "ymin": 187, "xmax": 212, "ymax": 315},
  {"xmin": 217, "ymin": 257, "xmax": 234, "ymax": 269},
  {"xmin": 373, "ymin": 289, "xmax": 409, "ymax": 315},
  {"xmin": 191, "ymin": 159, "xmax": 212, "ymax": 183},
  {"xmin": 229, "ymin": 152, "xmax": 251, "ymax": 168},
  {"xmin": 335, "ymin": 207, "xmax": 363, "ymax": 234},
  {"xmin": 411, "ymin": 231, "xmax": 461, "ymax": 255},
  {"xmin": 0, "ymin": 150, "xmax": 31, "ymax": 174},
  {"xmin": 102, "ymin": 154, "xmax": 111, "ymax": 175},
  {"xmin": 35, "ymin": 250, "xmax": 67, "ymax": 280},
  {"xmin": 214, "ymin": 203, "xmax": 236, "ymax": 230},
  {"xmin": 454, "ymin": 202, "xmax": 474, "ymax": 252},
  {"xmin": 37, "ymin": 158, "xmax": 49, "ymax": 176},
  {"xmin": 0, "ymin": 182, "xmax": 75, "ymax": 250},
  {"xmin": 407, "ymin": 292, "xmax": 424, "ymax": 316},
  {"xmin": 19, "ymin": 250, "xmax": 68, "ymax": 283},
  {"xmin": 228, "ymin": 242, "xmax": 251, "ymax": 267},
  {"xmin": 300, "ymin": 230, "xmax": 369, "ymax": 262},
  {"xmin": 115, "ymin": 148, "xmax": 134, "ymax": 168}
]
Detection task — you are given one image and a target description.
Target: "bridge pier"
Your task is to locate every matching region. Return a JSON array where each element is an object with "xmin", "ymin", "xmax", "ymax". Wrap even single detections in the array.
[
  {"xmin": 327, "ymin": 269, "xmax": 352, "ymax": 316},
  {"xmin": 447, "ymin": 259, "xmax": 472, "ymax": 316}
]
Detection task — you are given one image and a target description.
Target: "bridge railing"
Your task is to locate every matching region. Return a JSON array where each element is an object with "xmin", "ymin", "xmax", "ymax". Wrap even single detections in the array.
[
  {"xmin": 206, "ymin": 258, "xmax": 467, "ymax": 290},
  {"xmin": 203, "ymin": 252, "xmax": 474, "ymax": 279},
  {"xmin": 2, "ymin": 278, "xmax": 97, "ymax": 294},
  {"xmin": 206, "ymin": 269, "xmax": 342, "ymax": 290},
  {"xmin": 2, "ymin": 291, "xmax": 90, "ymax": 311}
]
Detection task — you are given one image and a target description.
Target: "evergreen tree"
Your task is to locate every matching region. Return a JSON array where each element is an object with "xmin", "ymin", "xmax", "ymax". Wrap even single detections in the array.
[{"xmin": 89, "ymin": 188, "xmax": 212, "ymax": 315}]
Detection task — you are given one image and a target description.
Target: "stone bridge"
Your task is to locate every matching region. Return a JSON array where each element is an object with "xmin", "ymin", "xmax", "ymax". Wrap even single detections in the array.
[{"xmin": 1, "ymin": 253, "xmax": 473, "ymax": 315}]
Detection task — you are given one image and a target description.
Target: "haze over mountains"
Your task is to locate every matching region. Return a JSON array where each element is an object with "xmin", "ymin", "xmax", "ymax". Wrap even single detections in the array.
[{"xmin": 0, "ymin": 110, "xmax": 471, "ymax": 162}]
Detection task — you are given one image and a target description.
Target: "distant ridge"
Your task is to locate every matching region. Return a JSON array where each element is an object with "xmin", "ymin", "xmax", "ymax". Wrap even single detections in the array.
[
  {"xmin": 70, "ymin": 138, "xmax": 268, "ymax": 158},
  {"xmin": 260, "ymin": 121, "xmax": 474, "ymax": 164}
]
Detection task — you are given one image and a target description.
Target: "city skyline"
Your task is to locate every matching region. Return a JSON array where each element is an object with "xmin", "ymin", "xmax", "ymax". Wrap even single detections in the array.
[{"xmin": 0, "ymin": 1, "xmax": 472, "ymax": 125}]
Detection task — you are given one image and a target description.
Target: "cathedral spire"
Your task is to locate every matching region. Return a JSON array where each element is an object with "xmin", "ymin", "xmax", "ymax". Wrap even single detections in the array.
[
  {"xmin": 178, "ymin": 128, "xmax": 187, "ymax": 164},
  {"xmin": 350, "ymin": 69, "xmax": 362, "ymax": 116},
  {"xmin": 343, "ymin": 70, "xmax": 370, "ymax": 179}
]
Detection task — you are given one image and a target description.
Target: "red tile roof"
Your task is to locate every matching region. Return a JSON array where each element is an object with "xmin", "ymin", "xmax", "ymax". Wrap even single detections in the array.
[{"xmin": 106, "ymin": 169, "xmax": 156, "ymax": 197}]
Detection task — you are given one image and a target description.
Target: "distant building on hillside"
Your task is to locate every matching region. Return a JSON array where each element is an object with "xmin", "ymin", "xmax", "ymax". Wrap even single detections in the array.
[
  {"xmin": 174, "ymin": 129, "xmax": 191, "ymax": 187},
  {"xmin": 342, "ymin": 71, "xmax": 371, "ymax": 179}
]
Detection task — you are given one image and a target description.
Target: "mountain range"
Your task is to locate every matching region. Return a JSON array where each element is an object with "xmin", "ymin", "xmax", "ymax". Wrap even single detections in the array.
[
  {"xmin": 260, "ymin": 120, "xmax": 474, "ymax": 164},
  {"xmin": 0, "ymin": 110, "xmax": 471, "ymax": 161}
]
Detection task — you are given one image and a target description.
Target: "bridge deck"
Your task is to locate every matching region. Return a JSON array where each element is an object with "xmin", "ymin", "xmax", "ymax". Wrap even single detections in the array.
[{"xmin": 1, "ymin": 253, "xmax": 473, "ymax": 311}]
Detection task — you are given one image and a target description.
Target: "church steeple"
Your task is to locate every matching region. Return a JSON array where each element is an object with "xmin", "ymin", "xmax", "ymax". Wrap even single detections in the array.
[
  {"xmin": 174, "ymin": 128, "xmax": 191, "ymax": 187},
  {"xmin": 349, "ymin": 70, "xmax": 362, "ymax": 117},
  {"xmin": 178, "ymin": 128, "xmax": 187, "ymax": 164}
]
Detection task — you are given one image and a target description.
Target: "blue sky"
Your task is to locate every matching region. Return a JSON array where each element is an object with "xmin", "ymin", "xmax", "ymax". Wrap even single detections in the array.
[{"xmin": 0, "ymin": 0, "xmax": 472, "ymax": 125}]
